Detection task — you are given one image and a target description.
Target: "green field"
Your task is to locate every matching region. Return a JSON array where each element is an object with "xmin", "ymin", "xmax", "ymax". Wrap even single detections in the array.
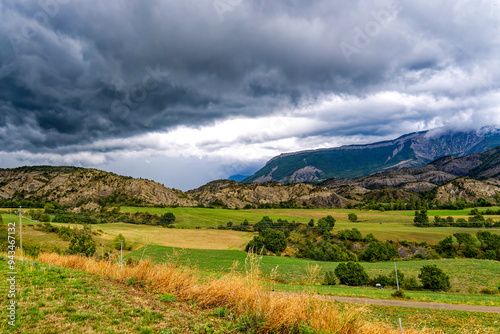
[
  {"xmin": 126, "ymin": 245, "xmax": 500, "ymax": 304},
  {"xmin": 2, "ymin": 258, "xmax": 497, "ymax": 334},
  {"xmin": 118, "ymin": 206, "xmax": 500, "ymax": 244}
]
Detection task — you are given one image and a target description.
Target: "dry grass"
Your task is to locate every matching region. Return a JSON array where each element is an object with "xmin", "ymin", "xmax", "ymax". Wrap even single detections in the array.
[
  {"xmin": 52, "ymin": 222, "xmax": 255, "ymax": 250},
  {"xmin": 36, "ymin": 252, "xmax": 431, "ymax": 334}
]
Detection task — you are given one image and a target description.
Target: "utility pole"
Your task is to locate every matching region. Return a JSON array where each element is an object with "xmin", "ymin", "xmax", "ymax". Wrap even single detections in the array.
[
  {"xmin": 394, "ymin": 261, "xmax": 400, "ymax": 291},
  {"xmin": 395, "ymin": 262, "xmax": 402, "ymax": 333},
  {"xmin": 121, "ymin": 239, "xmax": 123, "ymax": 268},
  {"xmin": 16, "ymin": 206, "xmax": 24, "ymax": 258}
]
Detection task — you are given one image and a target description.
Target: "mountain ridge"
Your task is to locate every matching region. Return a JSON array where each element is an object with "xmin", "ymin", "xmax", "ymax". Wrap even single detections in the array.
[{"xmin": 243, "ymin": 128, "xmax": 500, "ymax": 184}]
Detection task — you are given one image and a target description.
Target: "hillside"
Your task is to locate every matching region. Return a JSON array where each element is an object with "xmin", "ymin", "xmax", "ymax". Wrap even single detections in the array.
[
  {"xmin": 243, "ymin": 128, "xmax": 500, "ymax": 184},
  {"xmin": 320, "ymin": 146, "xmax": 500, "ymax": 204},
  {"xmin": 0, "ymin": 166, "xmax": 196, "ymax": 210},
  {"xmin": 188, "ymin": 180, "xmax": 357, "ymax": 209}
]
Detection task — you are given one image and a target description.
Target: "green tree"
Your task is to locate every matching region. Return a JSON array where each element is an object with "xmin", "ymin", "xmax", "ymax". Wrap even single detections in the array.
[
  {"xmin": 359, "ymin": 241, "xmax": 399, "ymax": 262},
  {"xmin": 436, "ymin": 236, "xmax": 456, "ymax": 258},
  {"xmin": 414, "ymin": 210, "xmax": 429, "ymax": 225},
  {"xmin": 245, "ymin": 236, "xmax": 265, "ymax": 253},
  {"xmin": 308, "ymin": 219, "xmax": 315, "ymax": 228},
  {"xmin": 262, "ymin": 229, "xmax": 288, "ymax": 253},
  {"xmin": 348, "ymin": 213, "xmax": 358, "ymax": 222},
  {"xmin": 323, "ymin": 270, "xmax": 336, "ymax": 285},
  {"xmin": 334, "ymin": 262, "xmax": 369, "ymax": 286},
  {"xmin": 418, "ymin": 265, "xmax": 451, "ymax": 291},
  {"xmin": 67, "ymin": 235, "xmax": 96, "ymax": 257},
  {"xmin": 159, "ymin": 212, "xmax": 176, "ymax": 225},
  {"xmin": 453, "ymin": 233, "xmax": 476, "ymax": 251},
  {"xmin": 317, "ymin": 215, "xmax": 336, "ymax": 232},
  {"xmin": 113, "ymin": 233, "xmax": 126, "ymax": 250}
]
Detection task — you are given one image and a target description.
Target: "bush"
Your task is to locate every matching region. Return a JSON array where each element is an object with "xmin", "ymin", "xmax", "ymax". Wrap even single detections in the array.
[
  {"xmin": 159, "ymin": 212, "xmax": 176, "ymax": 225},
  {"xmin": 67, "ymin": 234, "xmax": 96, "ymax": 257},
  {"xmin": 418, "ymin": 265, "xmax": 451, "ymax": 291},
  {"xmin": 262, "ymin": 229, "xmax": 288, "ymax": 253},
  {"xmin": 402, "ymin": 276, "xmax": 421, "ymax": 290},
  {"xmin": 348, "ymin": 213, "xmax": 358, "ymax": 222},
  {"xmin": 323, "ymin": 270, "xmax": 336, "ymax": 285},
  {"xmin": 480, "ymin": 288, "xmax": 498, "ymax": 295},
  {"xmin": 245, "ymin": 236, "xmax": 265, "ymax": 253},
  {"xmin": 113, "ymin": 233, "xmax": 126, "ymax": 250},
  {"xmin": 334, "ymin": 262, "xmax": 369, "ymax": 286},
  {"xmin": 391, "ymin": 290, "xmax": 407, "ymax": 299},
  {"xmin": 359, "ymin": 242, "xmax": 399, "ymax": 262}
]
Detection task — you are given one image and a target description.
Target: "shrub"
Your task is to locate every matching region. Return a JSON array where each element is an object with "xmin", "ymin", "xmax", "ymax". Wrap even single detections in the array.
[
  {"xmin": 67, "ymin": 234, "xmax": 96, "ymax": 257},
  {"xmin": 245, "ymin": 236, "xmax": 265, "ymax": 253},
  {"xmin": 391, "ymin": 290, "xmax": 408, "ymax": 299},
  {"xmin": 262, "ymin": 229, "xmax": 288, "ymax": 253},
  {"xmin": 359, "ymin": 241, "xmax": 399, "ymax": 262},
  {"xmin": 402, "ymin": 276, "xmax": 421, "ymax": 290},
  {"xmin": 418, "ymin": 265, "xmax": 451, "ymax": 291},
  {"xmin": 348, "ymin": 213, "xmax": 358, "ymax": 222},
  {"xmin": 323, "ymin": 270, "xmax": 336, "ymax": 285},
  {"xmin": 113, "ymin": 233, "xmax": 126, "ymax": 250},
  {"xmin": 480, "ymin": 288, "xmax": 497, "ymax": 295},
  {"xmin": 334, "ymin": 262, "xmax": 369, "ymax": 286},
  {"xmin": 159, "ymin": 212, "xmax": 176, "ymax": 225}
]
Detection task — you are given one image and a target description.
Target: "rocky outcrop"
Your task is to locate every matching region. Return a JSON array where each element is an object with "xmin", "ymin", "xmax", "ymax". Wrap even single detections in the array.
[
  {"xmin": 0, "ymin": 166, "xmax": 197, "ymax": 208},
  {"xmin": 188, "ymin": 180, "xmax": 357, "ymax": 209}
]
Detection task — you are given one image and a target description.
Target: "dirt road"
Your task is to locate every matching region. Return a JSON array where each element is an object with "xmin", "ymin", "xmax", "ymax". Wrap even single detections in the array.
[{"xmin": 315, "ymin": 295, "xmax": 500, "ymax": 313}]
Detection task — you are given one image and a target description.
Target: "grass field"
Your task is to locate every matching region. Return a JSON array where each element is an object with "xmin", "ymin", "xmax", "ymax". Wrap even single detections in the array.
[
  {"xmin": 126, "ymin": 245, "xmax": 500, "ymax": 301},
  {"xmin": 2, "ymin": 257, "xmax": 497, "ymax": 334},
  {"xmin": 51, "ymin": 222, "xmax": 256, "ymax": 250},
  {"xmin": 0, "ymin": 258, "xmax": 237, "ymax": 333},
  {"xmin": 366, "ymin": 305, "xmax": 500, "ymax": 333},
  {"xmin": 118, "ymin": 206, "xmax": 500, "ymax": 244}
]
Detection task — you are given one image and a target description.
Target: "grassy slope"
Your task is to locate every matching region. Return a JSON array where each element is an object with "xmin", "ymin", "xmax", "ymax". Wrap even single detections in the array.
[
  {"xmin": 127, "ymin": 245, "xmax": 500, "ymax": 302},
  {"xmin": 2, "ymin": 257, "xmax": 497, "ymax": 334},
  {"xmin": 0, "ymin": 259, "xmax": 238, "ymax": 333}
]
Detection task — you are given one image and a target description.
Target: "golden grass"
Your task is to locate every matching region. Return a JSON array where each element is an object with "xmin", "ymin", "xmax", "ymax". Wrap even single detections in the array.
[
  {"xmin": 52, "ymin": 222, "xmax": 255, "ymax": 250},
  {"xmin": 37, "ymin": 252, "xmax": 430, "ymax": 334}
]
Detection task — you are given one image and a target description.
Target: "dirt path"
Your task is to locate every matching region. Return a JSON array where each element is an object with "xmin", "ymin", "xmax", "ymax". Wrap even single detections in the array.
[{"xmin": 314, "ymin": 294, "xmax": 500, "ymax": 313}]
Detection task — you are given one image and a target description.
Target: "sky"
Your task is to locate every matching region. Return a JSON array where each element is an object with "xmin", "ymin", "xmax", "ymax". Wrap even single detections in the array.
[{"xmin": 0, "ymin": 0, "xmax": 499, "ymax": 190}]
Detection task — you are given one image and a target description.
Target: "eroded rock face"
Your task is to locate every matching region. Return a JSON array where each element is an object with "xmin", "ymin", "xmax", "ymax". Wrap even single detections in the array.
[
  {"xmin": 435, "ymin": 178, "xmax": 500, "ymax": 203},
  {"xmin": 0, "ymin": 167, "xmax": 197, "ymax": 208},
  {"xmin": 188, "ymin": 180, "xmax": 357, "ymax": 209}
]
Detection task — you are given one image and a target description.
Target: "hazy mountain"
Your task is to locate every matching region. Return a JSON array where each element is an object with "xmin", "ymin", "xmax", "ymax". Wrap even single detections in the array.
[
  {"xmin": 243, "ymin": 128, "xmax": 500, "ymax": 184},
  {"xmin": 228, "ymin": 175, "xmax": 251, "ymax": 182}
]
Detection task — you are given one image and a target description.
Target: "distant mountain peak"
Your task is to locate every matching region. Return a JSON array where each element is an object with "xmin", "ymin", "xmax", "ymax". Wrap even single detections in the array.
[{"xmin": 243, "ymin": 127, "xmax": 500, "ymax": 184}]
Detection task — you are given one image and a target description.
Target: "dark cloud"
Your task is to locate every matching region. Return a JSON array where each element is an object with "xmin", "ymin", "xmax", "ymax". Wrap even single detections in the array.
[{"xmin": 0, "ymin": 0, "xmax": 499, "ymax": 188}]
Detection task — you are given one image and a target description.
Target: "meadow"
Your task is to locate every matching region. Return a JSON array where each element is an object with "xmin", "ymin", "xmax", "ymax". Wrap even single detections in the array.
[
  {"xmin": 2, "ymin": 255, "xmax": 498, "ymax": 334},
  {"xmin": 126, "ymin": 245, "xmax": 500, "ymax": 303},
  {"xmin": 118, "ymin": 206, "xmax": 500, "ymax": 244}
]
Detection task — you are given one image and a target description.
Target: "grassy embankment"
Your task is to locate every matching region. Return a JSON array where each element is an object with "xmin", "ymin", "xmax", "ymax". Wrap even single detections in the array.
[
  {"xmin": 125, "ymin": 245, "xmax": 500, "ymax": 306},
  {"xmin": 1, "ymin": 254, "xmax": 498, "ymax": 334}
]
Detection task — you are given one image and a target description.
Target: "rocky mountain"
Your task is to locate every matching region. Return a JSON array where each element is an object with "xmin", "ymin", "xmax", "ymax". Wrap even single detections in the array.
[
  {"xmin": 243, "ymin": 128, "xmax": 500, "ymax": 184},
  {"xmin": 2, "ymin": 144, "xmax": 500, "ymax": 211},
  {"xmin": 187, "ymin": 180, "xmax": 356, "ymax": 209},
  {"xmin": 321, "ymin": 146, "xmax": 500, "ymax": 204},
  {"xmin": 0, "ymin": 166, "xmax": 196, "ymax": 210}
]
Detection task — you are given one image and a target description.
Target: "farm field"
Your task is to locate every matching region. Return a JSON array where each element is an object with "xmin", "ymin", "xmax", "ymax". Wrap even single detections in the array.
[
  {"xmin": 51, "ymin": 222, "xmax": 256, "ymax": 250},
  {"xmin": 118, "ymin": 206, "xmax": 500, "ymax": 244},
  {"xmin": 126, "ymin": 245, "xmax": 500, "ymax": 301}
]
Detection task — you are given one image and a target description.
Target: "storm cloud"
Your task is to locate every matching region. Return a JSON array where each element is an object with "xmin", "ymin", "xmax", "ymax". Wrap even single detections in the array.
[{"xmin": 0, "ymin": 0, "xmax": 499, "ymax": 189}]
